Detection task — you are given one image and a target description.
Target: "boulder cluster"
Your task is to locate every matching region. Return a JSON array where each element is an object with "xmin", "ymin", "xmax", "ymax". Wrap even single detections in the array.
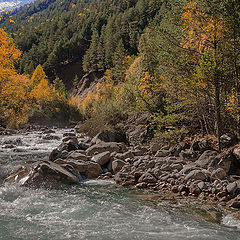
[{"xmin": 4, "ymin": 130, "xmax": 240, "ymax": 209}]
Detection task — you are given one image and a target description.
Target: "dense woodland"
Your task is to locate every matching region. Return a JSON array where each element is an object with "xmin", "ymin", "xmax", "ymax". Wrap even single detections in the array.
[{"xmin": 0, "ymin": 0, "xmax": 240, "ymax": 150}]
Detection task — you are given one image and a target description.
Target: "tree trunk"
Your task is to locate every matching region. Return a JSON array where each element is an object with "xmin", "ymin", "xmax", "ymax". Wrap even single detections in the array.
[{"xmin": 215, "ymin": 81, "xmax": 221, "ymax": 152}]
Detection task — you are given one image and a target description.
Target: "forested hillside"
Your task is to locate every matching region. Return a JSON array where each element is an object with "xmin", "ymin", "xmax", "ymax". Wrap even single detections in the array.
[{"xmin": 0, "ymin": 0, "xmax": 240, "ymax": 151}]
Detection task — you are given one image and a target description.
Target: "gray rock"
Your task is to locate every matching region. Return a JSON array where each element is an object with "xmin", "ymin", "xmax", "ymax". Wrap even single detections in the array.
[
  {"xmin": 220, "ymin": 133, "xmax": 238, "ymax": 148},
  {"xmin": 191, "ymin": 139, "xmax": 210, "ymax": 152},
  {"xmin": 195, "ymin": 150, "xmax": 218, "ymax": 169},
  {"xmin": 91, "ymin": 130, "xmax": 127, "ymax": 145},
  {"xmin": 211, "ymin": 168, "xmax": 227, "ymax": 180},
  {"xmin": 170, "ymin": 142, "xmax": 190, "ymax": 157},
  {"xmin": 227, "ymin": 182, "xmax": 238, "ymax": 195},
  {"xmin": 155, "ymin": 150, "xmax": 169, "ymax": 157},
  {"xmin": 138, "ymin": 173, "xmax": 157, "ymax": 184},
  {"xmin": 4, "ymin": 161, "xmax": 79, "ymax": 188},
  {"xmin": 112, "ymin": 160, "xmax": 126, "ymax": 174},
  {"xmin": 179, "ymin": 149, "xmax": 199, "ymax": 161},
  {"xmin": 233, "ymin": 147, "xmax": 240, "ymax": 161},
  {"xmin": 92, "ymin": 151, "xmax": 111, "ymax": 166},
  {"xmin": 150, "ymin": 143, "xmax": 162, "ymax": 153},
  {"xmin": 185, "ymin": 170, "xmax": 208, "ymax": 181},
  {"xmin": 189, "ymin": 182, "xmax": 201, "ymax": 194},
  {"xmin": 67, "ymin": 151, "xmax": 89, "ymax": 161},
  {"xmin": 86, "ymin": 142, "xmax": 127, "ymax": 156}
]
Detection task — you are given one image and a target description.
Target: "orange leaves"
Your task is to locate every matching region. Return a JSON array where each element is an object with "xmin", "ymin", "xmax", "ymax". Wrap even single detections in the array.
[
  {"xmin": 0, "ymin": 28, "xmax": 21, "ymax": 71},
  {"xmin": 139, "ymin": 72, "xmax": 161, "ymax": 98},
  {"xmin": 181, "ymin": 2, "xmax": 225, "ymax": 54}
]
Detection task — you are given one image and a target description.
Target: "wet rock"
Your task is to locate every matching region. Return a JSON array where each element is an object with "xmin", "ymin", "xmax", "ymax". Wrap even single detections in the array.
[
  {"xmin": 49, "ymin": 148, "xmax": 61, "ymax": 161},
  {"xmin": 4, "ymin": 161, "xmax": 79, "ymax": 188},
  {"xmin": 43, "ymin": 129, "xmax": 55, "ymax": 134},
  {"xmin": 3, "ymin": 137, "xmax": 23, "ymax": 146},
  {"xmin": 112, "ymin": 159, "xmax": 126, "ymax": 174},
  {"xmin": 78, "ymin": 142, "xmax": 89, "ymax": 151},
  {"xmin": 42, "ymin": 134, "xmax": 60, "ymax": 140},
  {"xmin": 63, "ymin": 132, "xmax": 76, "ymax": 137},
  {"xmin": 92, "ymin": 151, "xmax": 111, "ymax": 166},
  {"xmin": 220, "ymin": 133, "xmax": 238, "ymax": 148},
  {"xmin": 62, "ymin": 136, "xmax": 78, "ymax": 145}
]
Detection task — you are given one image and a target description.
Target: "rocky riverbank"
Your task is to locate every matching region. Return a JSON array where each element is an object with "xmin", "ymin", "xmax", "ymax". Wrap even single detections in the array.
[{"xmin": 3, "ymin": 127, "xmax": 240, "ymax": 218}]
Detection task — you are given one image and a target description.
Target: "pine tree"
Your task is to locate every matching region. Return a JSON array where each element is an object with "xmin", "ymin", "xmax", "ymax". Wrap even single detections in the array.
[{"xmin": 112, "ymin": 39, "xmax": 127, "ymax": 82}]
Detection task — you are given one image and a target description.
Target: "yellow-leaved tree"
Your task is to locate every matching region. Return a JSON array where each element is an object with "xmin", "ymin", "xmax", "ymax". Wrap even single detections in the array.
[{"xmin": 0, "ymin": 28, "xmax": 32, "ymax": 127}]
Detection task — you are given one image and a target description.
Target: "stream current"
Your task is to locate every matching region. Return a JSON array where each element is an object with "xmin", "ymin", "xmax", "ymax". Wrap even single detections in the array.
[{"xmin": 0, "ymin": 129, "xmax": 240, "ymax": 240}]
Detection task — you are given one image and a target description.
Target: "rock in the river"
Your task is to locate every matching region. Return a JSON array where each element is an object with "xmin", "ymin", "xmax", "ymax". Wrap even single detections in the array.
[{"xmin": 4, "ymin": 161, "xmax": 79, "ymax": 188}]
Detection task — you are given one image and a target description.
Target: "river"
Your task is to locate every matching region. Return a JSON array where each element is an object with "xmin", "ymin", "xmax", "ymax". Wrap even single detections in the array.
[{"xmin": 0, "ymin": 129, "xmax": 239, "ymax": 240}]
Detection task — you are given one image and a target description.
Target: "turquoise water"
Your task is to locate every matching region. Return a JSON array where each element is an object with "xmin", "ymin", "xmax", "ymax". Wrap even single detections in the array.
[{"xmin": 0, "ymin": 130, "xmax": 240, "ymax": 240}]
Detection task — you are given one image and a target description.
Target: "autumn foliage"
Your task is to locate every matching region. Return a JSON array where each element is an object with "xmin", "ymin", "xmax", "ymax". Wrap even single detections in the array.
[{"xmin": 0, "ymin": 28, "xmax": 81, "ymax": 127}]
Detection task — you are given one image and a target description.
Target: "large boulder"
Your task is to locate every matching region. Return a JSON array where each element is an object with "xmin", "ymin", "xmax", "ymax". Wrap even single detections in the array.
[
  {"xmin": 195, "ymin": 150, "xmax": 218, "ymax": 169},
  {"xmin": 91, "ymin": 130, "xmax": 127, "ymax": 144},
  {"xmin": 92, "ymin": 151, "xmax": 111, "ymax": 166},
  {"xmin": 4, "ymin": 161, "xmax": 79, "ymax": 188},
  {"xmin": 67, "ymin": 151, "xmax": 89, "ymax": 161},
  {"xmin": 185, "ymin": 170, "xmax": 209, "ymax": 182}
]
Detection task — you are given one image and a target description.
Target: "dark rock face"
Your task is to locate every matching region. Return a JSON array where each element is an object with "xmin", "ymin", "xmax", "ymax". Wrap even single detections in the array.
[{"xmin": 91, "ymin": 130, "xmax": 127, "ymax": 144}]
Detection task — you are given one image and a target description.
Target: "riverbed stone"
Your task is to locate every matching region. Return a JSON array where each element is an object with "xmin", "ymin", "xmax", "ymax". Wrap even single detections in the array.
[
  {"xmin": 195, "ymin": 150, "xmax": 218, "ymax": 169},
  {"xmin": 92, "ymin": 151, "xmax": 111, "ymax": 166},
  {"xmin": 227, "ymin": 182, "xmax": 238, "ymax": 195},
  {"xmin": 67, "ymin": 151, "xmax": 89, "ymax": 161},
  {"xmin": 86, "ymin": 142, "xmax": 127, "ymax": 156},
  {"xmin": 138, "ymin": 173, "xmax": 157, "ymax": 184},
  {"xmin": 185, "ymin": 170, "xmax": 208, "ymax": 182},
  {"xmin": 211, "ymin": 168, "xmax": 227, "ymax": 180},
  {"xmin": 112, "ymin": 159, "xmax": 126, "ymax": 174},
  {"xmin": 220, "ymin": 133, "xmax": 238, "ymax": 148}
]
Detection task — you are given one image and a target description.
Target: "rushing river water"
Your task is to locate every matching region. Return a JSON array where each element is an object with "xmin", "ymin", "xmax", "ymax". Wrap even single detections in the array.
[{"xmin": 0, "ymin": 129, "xmax": 240, "ymax": 240}]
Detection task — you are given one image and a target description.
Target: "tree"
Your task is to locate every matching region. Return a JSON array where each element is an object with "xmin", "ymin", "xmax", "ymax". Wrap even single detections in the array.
[
  {"xmin": 30, "ymin": 64, "xmax": 46, "ymax": 88},
  {"xmin": 181, "ymin": 1, "xmax": 226, "ymax": 151}
]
